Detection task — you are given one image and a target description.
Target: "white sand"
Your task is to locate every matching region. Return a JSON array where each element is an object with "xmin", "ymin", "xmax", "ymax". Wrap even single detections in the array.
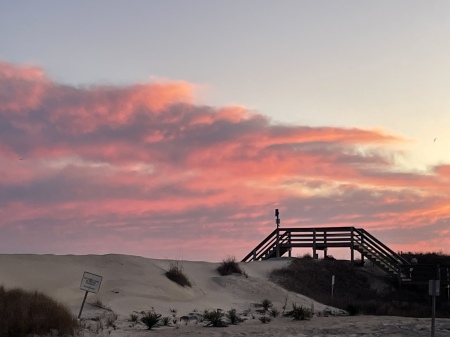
[{"xmin": 1, "ymin": 254, "xmax": 449, "ymax": 336}]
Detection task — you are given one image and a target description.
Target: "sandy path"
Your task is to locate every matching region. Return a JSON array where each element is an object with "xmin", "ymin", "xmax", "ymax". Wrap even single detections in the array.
[{"xmin": 89, "ymin": 315, "xmax": 450, "ymax": 337}]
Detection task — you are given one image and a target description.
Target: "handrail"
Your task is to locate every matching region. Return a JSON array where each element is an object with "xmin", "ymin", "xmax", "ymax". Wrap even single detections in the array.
[
  {"xmin": 353, "ymin": 231, "xmax": 397, "ymax": 266},
  {"xmin": 352, "ymin": 228, "xmax": 409, "ymax": 274},
  {"xmin": 355, "ymin": 228, "xmax": 409, "ymax": 264},
  {"xmin": 242, "ymin": 226, "xmax": 447, "ymax": 285},
  {"xmin": 241, "ymin": 229, "xmax": 277, "ymax": 262},
  {"xmin": 243, "ymin": 227, "xmax": 405, "ymax": 268}
]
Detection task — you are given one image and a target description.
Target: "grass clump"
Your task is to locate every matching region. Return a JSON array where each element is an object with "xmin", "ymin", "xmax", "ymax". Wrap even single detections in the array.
[
  {"xmin": 0, "ymin": 286, "xmax": 76, "ymax": 337},
  {"xmin": 217, "ymin": 256, "xmax": 244, "ymax": 276},
  {"xmin": 261, "ymin": 299, "xmax": 273, "ymax": 312},
  {"xmin": 141, "ymin": 311, "xmax": 162, "ymax": 330},
  {"xmin": 259, "ymin": 316, "xmax": 272, "ymax": 323},
  {"xmin": 203, "ymin": 309, "xmax": 227, "ymax": 327},
  {"xmin": 346, "ymin": 304, "xmax": 360, "ymax": 316},
  {"xmin": 165, "ymin": 261, "xmax": 192, "ymax": 287},
  {"xmin": 270, "ymin": 256, "xmax": 450, "ymax": 317},
  {"xmin": 225, "ymin": 308, "xmax": 240, "ymax": 324},
  {"xmin": 286, "ymin": 303, "xmax": 312, "ymax": 320},
  {"xmin": 269, "ymin": 307, "xmax": 280, "ymax": 318},
  {"xmin": 129, "ymin": 313, "xmax": 139, "ymax": 322},
  {"xmin": 161, "ymin": 316, "xmax": 171, "ymax": 326}
]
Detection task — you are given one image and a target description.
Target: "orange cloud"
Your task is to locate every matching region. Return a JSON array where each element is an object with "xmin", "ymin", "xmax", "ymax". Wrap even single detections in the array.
[
  {"xmin": 0, "ymin": 61, "xmax": 48, "ymax": 112},
  {"xmin": 0, "ymin": 61, "xmax": 449, "ymax": 260}
]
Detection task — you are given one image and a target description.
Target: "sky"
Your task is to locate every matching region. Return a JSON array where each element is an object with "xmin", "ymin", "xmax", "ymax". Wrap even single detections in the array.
[{"xmin": 1, "ymin": 1, "xmax": 449, "ymax": 261}]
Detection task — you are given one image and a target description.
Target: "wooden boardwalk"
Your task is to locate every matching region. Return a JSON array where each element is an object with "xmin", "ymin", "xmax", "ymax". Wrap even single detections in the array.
[{"xmin": 241, "ymin": 226, "xmax": 450, "ymax": 286}]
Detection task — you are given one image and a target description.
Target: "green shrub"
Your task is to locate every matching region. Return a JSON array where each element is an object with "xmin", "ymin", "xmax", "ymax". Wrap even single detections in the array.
[
  {"xmin": 203, "ymin": 309, "xmax": 227, "ymax": 327},
  {"xmin": 269, "ymin": 307, "xmax": 280, "ymax": 318},
  {"xmin": 165, "ymin": 261, "xmax": 192, "ymax": 287},
  {"xmin": 346, "ymin": 304, "xmax": 360, "ymax": 316},
  {"xmin": 217, "ymin": 256, "xmax": 244, "ymax": 276},
  {"xmin": 259, "ymin": 316, "xmax": 272, "ymax": 324},
  {"xmin": 226, "ymin": 308, "xmax": 240, "ymax": 324},
  {"xmin": 287, "ymin": 304, "xmax": 312, "ymax": 320},
  {"xmin": 161, "ymin": 316, "xmax": 171, "ymax": 326},
  {"xmin": 0, "ymin": 286, "xmax": 76, "ymax": 337},
  {"xmin": 301, "ymin": 253, "xmax": 313, "ymax": 259},
  {"xmin": 141, "ymin": 311, "xmax": 162, "ymax": 330},
  {"xmin": 129, "ymin": 313, "xmax": 139, "ymax": 322},
  {"xmin": 105, "ymin": 313, "xmax": 117, "ymax": 327},
  {"xmin": 270, "ymin": 257, "xmax": 450, "ymax": 317},
  {"xmin": 261, "ymin": 299, "xmax": 273, "ymax": 312}
]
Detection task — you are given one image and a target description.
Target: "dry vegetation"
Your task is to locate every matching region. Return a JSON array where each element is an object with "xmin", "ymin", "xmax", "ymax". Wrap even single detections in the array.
[
  {"xmin": 165, "ymin": 261, "xmax": 192, "ymax": 287},
  {"xmin": 217, "ymin": 256, "xmax": 245, "ymax": 276},
  {"xmin": 0, "ymin": 285, "xmax": 76, "ymax": 337},
  {"xmin": 270, "ymin": 254, "xmax": 450, "ymax": 318}
]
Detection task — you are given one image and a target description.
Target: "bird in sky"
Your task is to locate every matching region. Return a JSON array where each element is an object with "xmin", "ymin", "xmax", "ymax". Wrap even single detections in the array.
[{"xmin": 433, "ymin": 138, "xmax": 437, "ymax": 143}]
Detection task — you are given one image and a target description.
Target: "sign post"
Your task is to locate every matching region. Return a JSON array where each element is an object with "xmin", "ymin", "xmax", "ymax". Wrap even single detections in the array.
[
  {"xmin": 447, "ymin": 267, "xmax": 449, "ymax": 301},
  {"xmin": 429, "ymin": 280, "xmax": 440, "ymax": 337},
  {"xmin": 275, "ymin": 209, "xmax": 280, "ymax": 258},
  {"xmin": 331, "ymin": 275, "xmax": 335, "ymax": 297},
  {"xmin": 78, "ymin": 272, "xmax": 103, "ymax": 319}
]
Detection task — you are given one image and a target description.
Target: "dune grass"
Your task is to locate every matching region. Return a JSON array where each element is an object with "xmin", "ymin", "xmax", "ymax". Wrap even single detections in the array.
[
  {"xmin": 270, "ymin": 255, "xmax": 450, "ymax": 318},
  {"xmin": 0, "ymin": 285, "xmax": 76, "ymax": 337},
  {"xmin": 217, "ymin": 256, "xmax": 245, "ymax": 276},
  {"xmin": 165, "ymin": 261, "xmax": 192, "ymax": 287}
]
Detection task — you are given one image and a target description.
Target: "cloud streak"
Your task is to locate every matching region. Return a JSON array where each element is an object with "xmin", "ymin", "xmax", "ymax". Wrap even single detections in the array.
[{"xmin": 1, "ymin": 61, "xmax": 449, "ymax": 261}]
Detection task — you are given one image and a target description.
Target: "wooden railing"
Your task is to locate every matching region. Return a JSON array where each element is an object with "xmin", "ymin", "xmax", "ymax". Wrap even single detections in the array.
[{"xmin": 242, "ymin": 226, "xmax": 448, "ymax": 287}]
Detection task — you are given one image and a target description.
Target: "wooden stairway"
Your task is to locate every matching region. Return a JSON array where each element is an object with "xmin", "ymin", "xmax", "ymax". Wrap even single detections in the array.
[{"xmin": 241, "ymin": 226, "xmax": 450, "ymax": 285}]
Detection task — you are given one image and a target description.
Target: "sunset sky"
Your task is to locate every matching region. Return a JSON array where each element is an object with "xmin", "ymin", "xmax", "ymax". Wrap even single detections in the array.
[{"xmin": 1, "ymin": 1, "xmax": 449, "ymax": 261}]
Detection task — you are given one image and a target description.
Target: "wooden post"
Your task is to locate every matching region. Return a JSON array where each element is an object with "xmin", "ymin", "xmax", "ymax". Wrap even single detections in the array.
[
  {"xmin": 447, "ymin": 267, "xmax": 449, "ymax": 301},
  {"xmin": 350, "ymin": 228, "xmax": 354, "ymax": 265},
  {"xmin": 313, "ymin": 228, "xmax": 317, "ymax": 259},
  {"xmin": 288, "ymin": 231, "xmax": 292, "ymax": 257},
  {"xmin": 431, "ymin": 290, "xmax": 436, "ymax": 337},
  {"xmin": 324, "ymin": 231, "xmax": 328, "ymax": 259},
  {"xmin": 275, "ymin": 209, "xmax": 280, "ymax": 258},
  {"xmin": 429, "ymin": 279, "xmax": 440, "ymax": 337},
  {"xmin": 331, "ymin": 275, "xmax": 335, "ymax": 297},
  {"xmin": 361, "ymin": 234, "xmax": 365, "ymax": 265},
  {"xmin": 78, "ymin": 291, "xmax": 88, "ymax": 319}
]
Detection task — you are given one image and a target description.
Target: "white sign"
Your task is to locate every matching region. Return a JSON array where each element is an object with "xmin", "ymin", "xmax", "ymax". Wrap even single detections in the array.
[
  {"xmin": 80, "ymin": 272, "xmax": 102, "ymax": 294},
  {"xmin": 429, "ymin": 280, "xmax": 440, "ymax": 296}
]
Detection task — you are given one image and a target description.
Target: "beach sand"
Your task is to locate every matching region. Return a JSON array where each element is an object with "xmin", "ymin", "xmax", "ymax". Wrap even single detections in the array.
[{"xmin": 1, "ymin": 254, "xmax": 449, "ymax": 336}]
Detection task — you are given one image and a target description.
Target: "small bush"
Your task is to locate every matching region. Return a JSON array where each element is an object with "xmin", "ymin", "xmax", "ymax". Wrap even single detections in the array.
[
  {"xmin": 346, "ymin": 304, "xmax": 360, "ymax": 316},
  {"xmin": 261, "ymin": 299, "xmax": 273, "ymax": 312},
  {"xmin": 89, "ymin": 298, "xmax": 112, "ymax": 311},
  {"xmin": 271, "ymin": 257, "xmax": 450, "ymax": 317},
  {"xmin": 161, "ymin": 316, "xmax": 171, "ymax": 326},
  {"xmin": 91, "ymin": 298, "xmax": 104, "ymax": 308},
  {"xmin": 269, "ymin": 307, "xmax": 280, "ymax": 317},
  {"xmin": 165, "ymin": 261, "xmax": 192, "ymax": 287},
  {"xmin": 105, "ymin": 313, "xmax": 117, "ymax": 328},
  {"xmin": 217, "ymin": 256, "xmax": 244, "ymax": 276},
  {"xmin": 129, "ymin": 313, "xmax": 139, "ymax": 322},
  {"xmin": 287, "ymin": 304, "xmax": 312, "ymax": 320},
  {"xmin": 259, "ymin": 316, "xmax": 272, "ymax": 324},
  {"xmin": 203, "ymin": 309, "xmax": 227, "ymax": 327},
  {"xmin": 0, "ymin": 286, "xmax": 76, "ymax": 337},
  {"xmin": 226, "ymin": 308, "xmax": 240, "ymax": 324},
  {"xmin": 141, "ymin": 311, "xmax": 162, "ymax": 330}
]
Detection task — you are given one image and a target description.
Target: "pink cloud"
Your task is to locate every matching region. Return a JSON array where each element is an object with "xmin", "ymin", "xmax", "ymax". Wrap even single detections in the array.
[{"xmin": 0, "ymin": 61, "xmax": 449, "ymax": 260}]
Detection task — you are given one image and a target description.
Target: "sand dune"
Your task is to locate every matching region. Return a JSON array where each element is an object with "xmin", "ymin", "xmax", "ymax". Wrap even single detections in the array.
[{"xmin": 1, "ymin": 254, "xmax": 449, "ymax": 336}]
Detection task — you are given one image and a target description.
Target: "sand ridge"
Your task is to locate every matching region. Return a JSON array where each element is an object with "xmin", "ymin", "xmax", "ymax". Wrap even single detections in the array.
[{"xmin": 1, "ymin": 254, "xmax": 449, "ymax": 336}]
